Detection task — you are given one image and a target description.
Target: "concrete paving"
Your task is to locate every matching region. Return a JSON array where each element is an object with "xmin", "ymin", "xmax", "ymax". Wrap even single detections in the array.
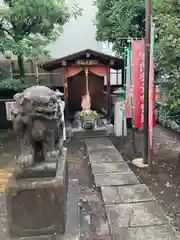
[
  {"xmin": 101, "ymin": 184, "xmax": 154, "ymax": 204},
  {"xmin": 91, "ymin": 162, "xmax": 130, "ymax": 175},
  {"xmin": 85, "ymin": 137, "xmax": 179, "ymax": 240},
  {"xmin": 87, "ymin": 151, "xmax": 124, "ymax": 163},
  {"xmin": 94, "ymin": 172, "xmax": 139, "ymax": 186}
]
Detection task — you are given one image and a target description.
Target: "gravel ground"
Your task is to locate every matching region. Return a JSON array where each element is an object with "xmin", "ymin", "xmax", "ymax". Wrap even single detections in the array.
[{"xmin": 111, "ymin": 124, "xmax": 180, "ymax": 233}]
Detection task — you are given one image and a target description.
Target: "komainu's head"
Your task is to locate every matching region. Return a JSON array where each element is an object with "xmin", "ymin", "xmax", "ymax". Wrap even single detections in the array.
[{"xmin": 12, "ymin": 86, "xmax": 61, "ymax": 120}]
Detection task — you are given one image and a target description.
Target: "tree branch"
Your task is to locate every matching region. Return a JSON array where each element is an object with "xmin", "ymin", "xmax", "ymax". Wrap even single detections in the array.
[
  {"xmin": 0, "ymin": 25, "xmax": 14, "ymax": 37},
  {"xmin": 23, "ymin": 17, "xmax": 40, "ymax": 36}
]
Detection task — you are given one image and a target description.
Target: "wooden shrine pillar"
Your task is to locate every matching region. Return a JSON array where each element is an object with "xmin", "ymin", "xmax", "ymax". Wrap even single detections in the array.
[
  {"xmin": 107, "ymin": 67, "xmax": 111, "ymax": 121},
  {"xmin": 116, "ymin": 69, "xmax": 119, "ymax": 85},
  {"xmin": 64, "ymin": 70, "xmax": 69, "ymax": 118},
  {"xmin": 50, "ymin": 71, "xmax": 53, "ymax": 85}
]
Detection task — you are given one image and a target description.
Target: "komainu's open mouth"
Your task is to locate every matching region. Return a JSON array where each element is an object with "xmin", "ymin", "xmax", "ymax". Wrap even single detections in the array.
[{"xmin": 34, "ymin": 105, "xmax": 58, "ymax": 119}]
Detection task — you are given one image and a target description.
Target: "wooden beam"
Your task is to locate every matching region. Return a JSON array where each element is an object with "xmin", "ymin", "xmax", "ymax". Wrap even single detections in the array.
[
  {"xmin": 116, "ymin": 70, "xmax": 118, "ymax": 85},
  {"xmin": 50, "ymin": 71, "xmax": 53, "ymax": 85},
  {"xmin": 64, "ymin": 70, "xmax": 69, "ymax": 118},
  {"xmin": 107, "ymin": 67, "xmax": 111, "ymax": 121}
]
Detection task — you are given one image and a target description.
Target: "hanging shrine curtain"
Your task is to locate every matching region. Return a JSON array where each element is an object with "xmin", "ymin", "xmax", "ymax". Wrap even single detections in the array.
[
  {"xmin": 65, "ymin": 66, "xmax": 108, "ymax": 78},
  {"xmin": 65, "ymin": 66, "xmax": 83, "ymax": 78},
  {"xmin": 88, "ymin": 66, "xmax": 108, "ymax": 77}
]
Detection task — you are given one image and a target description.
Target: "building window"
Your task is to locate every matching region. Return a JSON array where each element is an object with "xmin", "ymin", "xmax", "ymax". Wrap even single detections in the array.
[
  {"xmin": 104, "ymin": 69, "xmax": 122, "ymax": 85},
  {"xmin": 102, "ymin": 41, "xmax": 115, "ymax": 56}
]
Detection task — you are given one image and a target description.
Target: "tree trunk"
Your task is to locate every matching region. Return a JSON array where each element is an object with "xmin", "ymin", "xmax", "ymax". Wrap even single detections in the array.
[{"xmin": 17, "ymin": 54, "xmax": 25, "ymax": 79}]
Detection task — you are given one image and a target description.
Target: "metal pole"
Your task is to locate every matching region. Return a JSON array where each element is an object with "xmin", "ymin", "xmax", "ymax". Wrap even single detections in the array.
[
  {"xmin": 143, "ymin": 0, "xmax": 151, "ymax": 164},
  {"xmin": 36, "ymin": 64, "xmax": 39, "ymax": 85},
  {"xmin": 128, "ymin": 39, "xmax": 136, "ymax": 156},
  {"xmin": 9, "ymin": 59, "xmax": 13, "ymax": 80}
]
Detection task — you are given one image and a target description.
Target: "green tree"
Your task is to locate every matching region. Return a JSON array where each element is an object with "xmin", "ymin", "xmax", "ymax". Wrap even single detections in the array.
[
  {"xmin": 95, "ymin": 0, "xmax": 179, "ymax": 75},
  {"xmin": 95, "ymin": 1, "xmax": 179, "ymax": 89},
  {"xmin": 153, "ymin": 0, "xmax": 180, "ymax": 77},
  {"xmin": 153, "ymin": 0, "xmax": 180, "ymax": 123},
  {"xmin": 95, "ymin": 0, "xmax": 180, "ymax": 122},
  {"xmin": 95, "ymin": 0, "xmax": 145, "ymax": 52},
  {"xmin": 0, "ymin": 0, "xmax": 79, "ymax": 78}
]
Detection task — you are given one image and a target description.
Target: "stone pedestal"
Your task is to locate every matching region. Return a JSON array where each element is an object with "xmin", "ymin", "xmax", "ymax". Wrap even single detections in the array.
[{"xmin": 5, "ymin": 148, "xmax": 68, "ymax": 239}]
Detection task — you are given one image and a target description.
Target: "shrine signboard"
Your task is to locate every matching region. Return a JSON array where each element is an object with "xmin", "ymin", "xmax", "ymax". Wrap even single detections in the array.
[
  {"xmin": 5, "ymin": 101, "xmax": 16, "ymax": 121},
  {"xmin": 75, "ymin": 60, "xmax": 99, "ymax": 65}
]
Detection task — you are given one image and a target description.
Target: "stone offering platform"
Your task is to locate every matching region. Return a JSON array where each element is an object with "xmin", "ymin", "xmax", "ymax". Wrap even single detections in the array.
[
  {"xmin": 66, "ymin": 122, "xmax": 114, "ymax": 139},
  {"xmin": 85, "ymin": 137, "xmax": 179, "ymax": 240}
]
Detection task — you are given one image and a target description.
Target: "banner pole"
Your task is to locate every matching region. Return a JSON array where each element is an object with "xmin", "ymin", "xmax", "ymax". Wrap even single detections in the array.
[
  {"xmin": 143, "ymin": 0, "xmax": 151, "ymax": 165},
  {"xmin": 122, "ymin": 47, "xmax": 127, "ymax": 143},
  {"xmin": 128, "ymin": 39, "xmax": 136, "ymax": 155},
  {"xmin": 148, "ymin": 20, "xmax": 155, "ymax": 172}
]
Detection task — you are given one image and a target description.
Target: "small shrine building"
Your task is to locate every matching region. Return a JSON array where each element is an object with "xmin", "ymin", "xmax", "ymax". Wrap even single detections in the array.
[{"xmin": 41, "ymin": 49, "xmax": 124, "ymax": 120}]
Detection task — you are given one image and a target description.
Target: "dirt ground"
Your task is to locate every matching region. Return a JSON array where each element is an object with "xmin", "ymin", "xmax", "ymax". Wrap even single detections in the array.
[
  {"xmin": 0, "ymin": 131, "xmax": 18, "ymax": 238},
  {"xmin": 111, "ymin": 125, "xmax": 180, "ymax": 233}
]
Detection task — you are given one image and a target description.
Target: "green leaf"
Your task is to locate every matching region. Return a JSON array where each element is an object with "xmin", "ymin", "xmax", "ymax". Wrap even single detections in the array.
[{"xmin": 0, "ymin": 0, "xmax": 82, "ymax": 76}]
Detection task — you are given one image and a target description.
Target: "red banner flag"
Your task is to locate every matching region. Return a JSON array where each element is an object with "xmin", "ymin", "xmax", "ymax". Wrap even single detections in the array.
[
  {"xmin": 131, "ymin": 40, "xmax": 145, "ymax": 128},
  {"xmin": 125, "ymin": 49, "xmax": 132, "ymax": 118}
]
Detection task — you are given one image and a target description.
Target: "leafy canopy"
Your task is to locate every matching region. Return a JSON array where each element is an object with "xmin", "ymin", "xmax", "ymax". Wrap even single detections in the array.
[
  {"xmin": 153, "ymin": 0, "xmax": 180, "ymax": 121},
  {"xmin": 0, "ymin": 0, "xmax": 71, "ymax": 61},
  {"xmin": 95, "ymin": 0, "xmax": 145, "ymax": 52},
  {"xmin": 0, "ymin": 0, "xmax": 82, "ymax": 89},
  {"xmin": 95, "ymin": 0, "xmax": 180, "ymax": 121}
]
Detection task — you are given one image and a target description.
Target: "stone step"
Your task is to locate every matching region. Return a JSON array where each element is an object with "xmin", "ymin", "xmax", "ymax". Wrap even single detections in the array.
[
  {"xmin": 73, "ymin": 130, "xmax": 107, "ymax": 139},
  {"xmin": 63, "ymin": 179, "xmax": 80, "ymax": 239}
]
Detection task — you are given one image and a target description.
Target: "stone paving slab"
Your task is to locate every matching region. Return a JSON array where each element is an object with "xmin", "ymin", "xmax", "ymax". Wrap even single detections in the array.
[
  {"xmin": 113, "ymin": 225, "xmax": 177, "ymax": 240},
  {"xmin": 85, "ymin": 137, "xmax": 113, "ymax": 148},
  {"xmin": 101, "ymin": 186, "xmax": 122, "ymax": 204},
  {"xmin": 101, "ymin": 184, "xmax": 154, "ymax": 205},
  {"xmin": 117, "ymin": 184, "xmax": 155, "ymax": 203},
  {"xmin": 106, "ymin": 201, "xmax": 168, "ymax": 230},
  {"xmin": 86, "ymin": 142, "xmax": 115, "ymax": 151},
  {"xmin": 87, "ymin": 148, "xmax": 120, "ymax": 156},
  {"xmin": 89, "ymin": 151, "xmax": 124, "ymax": 163},
  {"xmin": 85, "ymin": 137, "xmax": 177, "ymax": 239},
  {"xmin": 94, "ymin": 172, "xmax": 139, "ymax": 186},
  {"xmin": 91, "ymin": 162, "xmax": 130, "ymax": 174}
]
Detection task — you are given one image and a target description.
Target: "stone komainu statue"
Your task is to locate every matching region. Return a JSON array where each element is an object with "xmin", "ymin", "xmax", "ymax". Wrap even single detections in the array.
[{"xmin": 11, "ymin": 86, "xmax": 63, "ymax": 167}]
